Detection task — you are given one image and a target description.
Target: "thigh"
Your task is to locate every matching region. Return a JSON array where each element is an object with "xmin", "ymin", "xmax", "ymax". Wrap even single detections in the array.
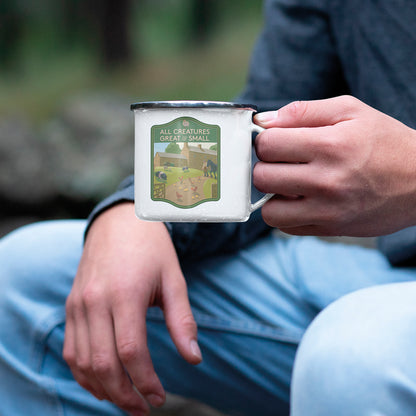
[
  {"xmin": 0, "ymin": 220, "xmax": 85, "ymax": 367},
  {"xmin": 292, "ymin": 281, "xmax": 416, "ymax": 416},
  {"xmin": 147, "ymin": 235, "xmax": 416, "ymax": 416},
  {"xmin": 0, "ymin": 220, "xmax": 126, "ymax": 416},
  {"xmin": 147, "ymin": 234, "xmax": 315, "ymax": 416},
  {"xmin": 289, "ymin": 236, "xmax": 416, "ymax": 310}
]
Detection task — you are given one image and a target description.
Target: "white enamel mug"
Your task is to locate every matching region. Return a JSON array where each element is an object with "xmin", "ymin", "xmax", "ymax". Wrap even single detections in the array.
[{"xmin": 131, "ymin": 100, "xmax": 273, "ymax": 222}]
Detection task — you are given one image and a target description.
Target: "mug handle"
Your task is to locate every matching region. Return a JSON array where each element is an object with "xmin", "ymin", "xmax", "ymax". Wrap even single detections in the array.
[{"xmin": 249, "ymin": 123, "xmax": 274, "ymax": 213}]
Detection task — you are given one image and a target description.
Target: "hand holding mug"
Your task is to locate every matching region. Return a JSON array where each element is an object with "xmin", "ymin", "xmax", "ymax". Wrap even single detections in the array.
[{"xmin": 253, "ymin": 95, "xmax": 416, "ymax": 236}]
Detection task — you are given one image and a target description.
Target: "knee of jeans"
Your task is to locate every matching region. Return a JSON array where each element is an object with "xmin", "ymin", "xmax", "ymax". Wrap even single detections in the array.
[
  {"xmin": 291, "ymin": 282, "xmax": 416, "ymax": 408},
  {"xmin": 0, "ymin": 221, "xmax": 84, "ymax": 306}
]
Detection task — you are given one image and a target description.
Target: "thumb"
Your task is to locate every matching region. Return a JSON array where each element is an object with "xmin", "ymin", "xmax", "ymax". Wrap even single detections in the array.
[
  {"xmin": 254, "ymin": 95, "xmax": 356, "ymax": 128},
  {"xmin": 162, "ymin": 272, "xmax": 202, "ymax": 365}
]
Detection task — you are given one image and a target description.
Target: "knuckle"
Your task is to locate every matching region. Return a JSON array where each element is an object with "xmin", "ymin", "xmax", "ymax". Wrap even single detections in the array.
[
  {"xmin": 314, "ymin": 173, "xmax": 344, "ymax": 204},
  {"xmin": 178, "ymin": 313, "xmax": 197, "ymax": 331},
  {"xmin": 65, "ymin": 295, "xmax": 73, "ymax": 313},
  {"xmin": 76, "ymin": 357, "xmax": 92, "ymax": 374},
  {"xmin": 81, "ymin": 286, "xmax": 104, "ymax": 309},
  {"xmin": 117, "ymin": 340, "xmax": 141, "ymax": 364},
  {"xmin": 91, "ymin": 355, "xmax": 113, "ymax": 378},
  {"xmin": 285, "ymin": 100, "xmax": 309, "ymax": 121},
  {"xmin": 335, "ymin": 95, "xmax": 361, "ymax": 118},
  {"xmin": 317, "ymin": 132, "xmax": 353, "ymax": 163},
  {"xmin": 317, "ymin": 170, "xmax": 339, "ymax": 194},
  {"xmin": 340, "ymin": 94, "xmax": 359, "ymax": 108},
  {"xmin": 63, "ymin": 347, "xmax": 75, "ymax": 367},
  {"xmin": 167, "ymin": 312, "xmax": 197, "ymax": 335}
]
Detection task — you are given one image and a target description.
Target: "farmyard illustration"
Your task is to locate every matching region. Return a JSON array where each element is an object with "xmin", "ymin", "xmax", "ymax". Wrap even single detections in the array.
[{"xmin": 151, "ymin": 117, "xmax": 220, "ymax": 208}]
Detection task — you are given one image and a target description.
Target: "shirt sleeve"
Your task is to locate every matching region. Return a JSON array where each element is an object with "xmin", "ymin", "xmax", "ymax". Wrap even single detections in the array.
[
  {"xmin": 239, "ymin": 0, "xmax": 348, "ymax": 111},
  {"xmin": 378, "ymin": 228, "xmax": 416, "ymax": 267}
]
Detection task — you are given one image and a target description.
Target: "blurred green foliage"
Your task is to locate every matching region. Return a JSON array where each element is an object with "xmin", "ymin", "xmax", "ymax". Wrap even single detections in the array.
[{"xmin": 0, "ymin": 0, "xmax": 264, "ymax": 122}]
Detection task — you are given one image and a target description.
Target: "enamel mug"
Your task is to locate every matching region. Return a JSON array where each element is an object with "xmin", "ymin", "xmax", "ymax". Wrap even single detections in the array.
[{"xmin": 131, "ymin": 100, "xmax": 273, "ymax": 222}]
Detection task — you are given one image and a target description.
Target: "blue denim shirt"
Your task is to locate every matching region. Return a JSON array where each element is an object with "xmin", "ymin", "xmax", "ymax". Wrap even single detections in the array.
[{"xmin": 87, "ymin": 0, "xmax": 416, "ymax": 264}]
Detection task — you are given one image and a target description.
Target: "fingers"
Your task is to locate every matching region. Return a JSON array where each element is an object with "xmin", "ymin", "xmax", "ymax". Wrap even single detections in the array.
[
  {"xmin": 255, "ymin": 127, "xmax": 321, "ymax": 163},
  {"xmin": 64, "ymin": 295, "xmax": 111, "ymax": 401},
  {"xmin": 112, "ymin": 290, "xmax": 166, "ymax": 409},
  {"xmin": 254, "ymin": 104, "xmax": 347, "ymax": 165},
  {"xmin": 254, "ymin": 95, "xmax": 360, "ymax": 129},
  {"xmin": 253, "ymin": 159, "xmax": 350, "ymax": 232},
  {"xmin": 86, "ymin": 294, "xmax": 151, "ymax": 414},
  {"xmin": 260, "ymin": 197, "xmax": 311, "ymax": 228},
  {"xmin": 64, "ymin": 284, "xmax": 156, "ymax": 415},
  {"xmin": 162, "ymin": 272, "xmax": 202, "ymax": 365},
  {"xmin": 253, "ymin": 161, "xmax": 314, "ymax": 196},
  {"xmin": 259, "ymin": 196, "xmax": 333, "ymax": 230}
]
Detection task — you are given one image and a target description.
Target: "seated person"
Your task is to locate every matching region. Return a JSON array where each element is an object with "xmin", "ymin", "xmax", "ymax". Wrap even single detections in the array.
[{"xmin": 1, "ymin": 1, "xmax": 416, "ymax": 415}]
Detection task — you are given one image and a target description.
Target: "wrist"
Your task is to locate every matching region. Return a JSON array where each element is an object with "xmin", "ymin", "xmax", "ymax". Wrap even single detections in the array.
[{"xmin": 87, "ymin": 202, "xmax": 168, "ymax": 246}]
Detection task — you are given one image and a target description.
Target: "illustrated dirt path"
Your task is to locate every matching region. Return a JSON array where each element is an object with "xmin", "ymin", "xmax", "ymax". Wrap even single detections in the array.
[{"xmin": 165, "ymin": 176, "xmax": 212, "ymax": 207}]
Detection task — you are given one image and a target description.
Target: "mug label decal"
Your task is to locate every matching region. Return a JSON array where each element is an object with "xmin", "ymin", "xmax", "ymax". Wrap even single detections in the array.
[{"xmin": 151, "ymin": 117, "xmax": 220, "ymax": 208}]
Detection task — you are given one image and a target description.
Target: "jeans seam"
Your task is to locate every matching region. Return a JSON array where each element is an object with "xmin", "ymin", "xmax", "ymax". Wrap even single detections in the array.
[
  {"xmin": 147, "ymin": 307, "xmax": 303, "ymax": 344},
  {"xmin": 31, "ymin": 308, "xmax": 66, "ymax": 416}
]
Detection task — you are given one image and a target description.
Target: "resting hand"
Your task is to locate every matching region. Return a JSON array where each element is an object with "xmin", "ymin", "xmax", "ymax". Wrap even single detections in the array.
[
  {"xmin": 63, "ymin": 203, "xmax": 201, "ymax": 416},
  {"xmin": 253, "ymin": 95, "xmax": 416, "ymax": 236}
]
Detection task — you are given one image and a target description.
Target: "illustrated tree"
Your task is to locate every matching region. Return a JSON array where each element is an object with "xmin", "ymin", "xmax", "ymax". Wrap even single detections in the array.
[{"xmin": 165, "ymin": 142, "xmax": 182, "ymax": 154}]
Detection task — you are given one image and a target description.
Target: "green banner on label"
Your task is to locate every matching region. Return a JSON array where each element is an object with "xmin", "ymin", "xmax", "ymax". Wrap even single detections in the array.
[{"xmin": 151, "ymin": 117, "xmax": 220, "ymax": 208}]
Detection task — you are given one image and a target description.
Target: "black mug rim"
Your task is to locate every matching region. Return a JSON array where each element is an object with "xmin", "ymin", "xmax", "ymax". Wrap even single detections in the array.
[{"xmin": 130, "ymin": 100, "xmax": 257, "ymax": 111}]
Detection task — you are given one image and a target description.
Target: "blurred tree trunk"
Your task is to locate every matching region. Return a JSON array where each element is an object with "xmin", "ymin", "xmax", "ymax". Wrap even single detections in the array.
[
  {"xmin": 190, "ymin": 0, "xmax": 218, "ymax": 44},
  {"xmin": 0, "ymin": 1, "xmax": 22, "ymax": 70},
  {"xmin": 61, "ymin": 0, "xmax": 134, "ymax": 68},
  {"xmin": 97, "ymin": 0, "xmax": 133, "ymax": 67}
]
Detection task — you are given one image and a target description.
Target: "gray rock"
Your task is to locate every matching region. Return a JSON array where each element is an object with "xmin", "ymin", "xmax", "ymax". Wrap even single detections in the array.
[
  {"xmin": 0, "ymin": 116, "xmax": 56, "ymax": 204},
  {"xmin": 42, "ymin": 93, "xmax": 134, "ymax": 200}
]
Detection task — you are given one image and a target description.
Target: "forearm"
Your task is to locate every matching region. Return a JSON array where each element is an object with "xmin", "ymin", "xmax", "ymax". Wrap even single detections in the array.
[{"xmin": 254, "ymin": 97, "xmax": 416, "ymax": 238}]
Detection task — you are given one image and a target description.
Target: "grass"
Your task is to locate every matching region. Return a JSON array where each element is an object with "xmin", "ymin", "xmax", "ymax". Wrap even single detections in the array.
[{"xmin": 154, "ymin": 166, "xmax": 204, "ymax": 187}]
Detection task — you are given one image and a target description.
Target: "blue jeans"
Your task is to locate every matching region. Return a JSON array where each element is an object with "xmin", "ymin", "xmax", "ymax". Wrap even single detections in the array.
[{"xmin": 1, "ymin": 220, "xmax": 416, "ymax": 415}]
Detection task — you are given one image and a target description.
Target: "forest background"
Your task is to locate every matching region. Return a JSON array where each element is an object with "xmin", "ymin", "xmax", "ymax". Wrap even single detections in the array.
[
  {"xmin": 0, "ymin": 2, "xmax": 264, "ymax": 414},
  {"xmin": 0, "ymin": 0, "xmax": 263, "ymax": 238}
]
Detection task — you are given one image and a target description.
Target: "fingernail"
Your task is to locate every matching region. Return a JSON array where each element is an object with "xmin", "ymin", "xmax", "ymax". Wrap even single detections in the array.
[
  {"xmin": 190, "ymin": 339, "xmax": 202, "ymax": 361},
  {"xmin": 255, "ymin": 110, "xmax": 278, "ymax": 124},
  {"xmin": 145, "ymin": 393, "xmax": 165, "ymax": 407}
]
